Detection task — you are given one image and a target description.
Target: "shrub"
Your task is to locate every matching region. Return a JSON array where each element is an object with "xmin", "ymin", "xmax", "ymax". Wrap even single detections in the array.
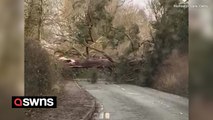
[
  {"xmin": 25, "ymin": 39, "xmax": 62, "ymax": 96},
  {"xmin": 61, "ymin": 65, "xmax": 75, "ymax": 79}
]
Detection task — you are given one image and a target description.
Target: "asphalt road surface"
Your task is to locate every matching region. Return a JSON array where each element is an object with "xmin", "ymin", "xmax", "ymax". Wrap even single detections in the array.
[{"xmin": 78, "ymin": 81, "xmax": 188, "ymax": 120}]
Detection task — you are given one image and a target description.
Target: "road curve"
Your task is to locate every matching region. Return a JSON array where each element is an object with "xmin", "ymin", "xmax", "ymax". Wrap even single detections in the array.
[{"xmin": 78, "ymin": 81, "xmax": 188, "ymax": 120}]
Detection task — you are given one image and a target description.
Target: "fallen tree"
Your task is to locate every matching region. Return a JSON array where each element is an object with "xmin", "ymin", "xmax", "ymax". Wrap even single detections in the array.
[{"xmin": 60, "ymin": 58, "xmax": 113, "ymax": 69}]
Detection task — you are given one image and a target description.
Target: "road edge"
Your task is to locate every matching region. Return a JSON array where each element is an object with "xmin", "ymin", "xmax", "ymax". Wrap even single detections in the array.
[{"xmin": 75, "ymin": 81, "xmax": 97, "ymax": 120}]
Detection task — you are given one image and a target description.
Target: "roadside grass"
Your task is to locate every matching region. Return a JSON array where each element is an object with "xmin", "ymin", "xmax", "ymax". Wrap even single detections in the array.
[{"xmin": 152, "ymin": 50, "xmax": 188, "ymax": 97}]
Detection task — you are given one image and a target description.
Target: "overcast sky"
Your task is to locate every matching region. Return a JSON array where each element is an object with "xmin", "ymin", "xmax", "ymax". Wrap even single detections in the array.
[
  {"xmin": 132, "ymin": 0, "xmax": 148, "ymax": 8},
  {"xmin": 130, "ymin": 0, "xmax": 152, "ymax": 18}
]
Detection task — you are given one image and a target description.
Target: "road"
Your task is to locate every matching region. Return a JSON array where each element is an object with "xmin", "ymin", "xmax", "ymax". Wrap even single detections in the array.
[{"xmin": 78, "ymin": 81, "xmax": 188, "ymax": 120}]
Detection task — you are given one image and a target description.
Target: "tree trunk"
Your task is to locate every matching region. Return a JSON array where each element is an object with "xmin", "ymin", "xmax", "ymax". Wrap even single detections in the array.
[
  {"xmin": 38, "ymin": 0, "xmax": 43, "ymax": 41},
  {"xmin": 86, "ymin": 47, "xmax": 89, "ymax": 58},
  {"xmin": 83, "ymin": 42, "xmax": 114, "ymax": 63}
]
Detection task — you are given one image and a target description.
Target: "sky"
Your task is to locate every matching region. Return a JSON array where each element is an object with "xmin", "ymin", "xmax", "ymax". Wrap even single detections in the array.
[
  {"xmin": 131, "ymin": 0, "xmax": 152, "ymax": 18},
  {"xmin": 132, "ymin": 0, "xmax": 148, "ymax": 8}
]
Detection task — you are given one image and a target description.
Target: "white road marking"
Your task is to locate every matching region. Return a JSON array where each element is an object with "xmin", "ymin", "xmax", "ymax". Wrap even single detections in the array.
[
  {"xmin": 99, "ymin": 112, "xmax": 110, "ymax": 119},
  {"xmin": 127, "ymin": 92, "xmax": 139, "ymax": 95},
  {"xmin": 121, "ymin": 88, "xmax": 126, "ymax": 91},
  {"xmin": 179, "ymin": 112, "xmax": 183, "ymax": 115},
  {"xmin": 105, "ymin": 112, "xmax": 110, "ymax": 119},
  {"xmin": 99, "ymin": 113, "xmax": 104, "ymax": 119}
]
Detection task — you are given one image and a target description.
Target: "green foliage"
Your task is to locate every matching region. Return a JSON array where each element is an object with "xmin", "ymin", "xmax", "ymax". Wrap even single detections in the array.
[
  {"xmin": 112, "ymin": 0, "xmax": 188, "ymax": 88},
  {"xmin": 128, "ymin": 24, "xmax": 141, "ymax": 51},
  {"xmin": 72, "ymin": 0, "xmax": 130, "ymax": 52},
  {"xmin": 106, "ymin": 26, "xmax": 126, "ymax": 48},
  {"xmin": 144, "ymin": 0, "xmax": 188, "ymax": 85},
  {"xmin": 72, "ymin": 0, "xmax": 114, "ymax": 47},
  {"xmin": 129, "ymin": 24, "xmax": 140, "ymax": 35},
  {"xmin": 75, "ymin": 22, "xmax": 90, "ymax": 43},
  {"xmin": 113, "ymin": 58, "xmax": 145, "ymax": 85}
]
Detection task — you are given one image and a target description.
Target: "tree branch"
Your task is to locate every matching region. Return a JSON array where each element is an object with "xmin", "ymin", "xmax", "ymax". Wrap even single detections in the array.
[
  {"xmin": 72, "ymin": 45, "xmax": 87, "ymax": 59},
  {"xmin": 82, "ymin": 41, "xmax": 114, "ymax": 63},
  {"xmin": 53, "ymin": 39, "xmax": 86, "ymax": 59},
  {"xmin": 111, "ymin": 27, "xmax": 135, "ymax": 51}
]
